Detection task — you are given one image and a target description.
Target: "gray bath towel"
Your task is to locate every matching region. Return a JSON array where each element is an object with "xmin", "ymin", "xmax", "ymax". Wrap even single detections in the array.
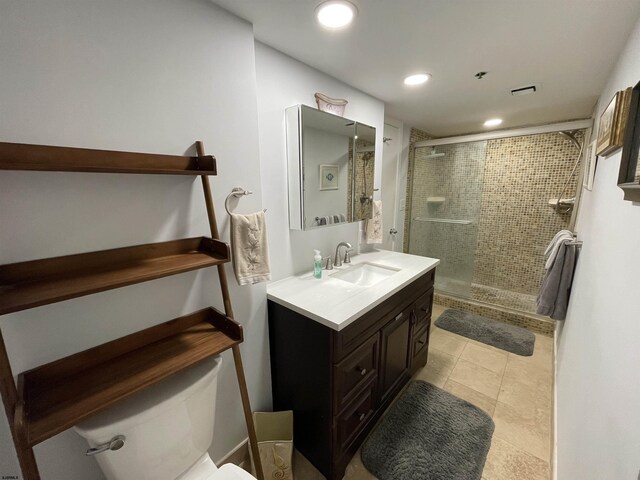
[
  {"xmin": 230, "ymin": 211, "xmax": 271, "ymax": 286},
  {"xmin": 536, "ymin": 239, "xmax": 577, "ymax": 320}
]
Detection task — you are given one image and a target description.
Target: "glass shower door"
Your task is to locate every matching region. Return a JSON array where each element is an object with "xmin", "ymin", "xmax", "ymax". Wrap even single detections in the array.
[{"xmin": 407, "ymin": 141, "xmax": 487, "ymax": 297}]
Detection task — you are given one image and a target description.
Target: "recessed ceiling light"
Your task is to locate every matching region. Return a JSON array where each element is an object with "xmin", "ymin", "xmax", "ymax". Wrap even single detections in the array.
[
  {"xmin": 316, "ymin": 1, "xmax": 357, "ymax": 29},
  {"xmin": 404, "ymin": 73, "xmax": 431, "ymax": 86},
  {"xmin": 484, "ymin": 118, "xmax": 503, "ymax": 127}
]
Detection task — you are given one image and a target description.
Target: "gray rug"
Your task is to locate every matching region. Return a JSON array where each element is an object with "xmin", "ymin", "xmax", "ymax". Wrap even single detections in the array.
[
  {"xmin": 435, "ymin": 309, "xmax": 535, "ymax": 356},
  {"xmin": 361, "ymin": 381, "xmax": 494, "ymax": 480}
]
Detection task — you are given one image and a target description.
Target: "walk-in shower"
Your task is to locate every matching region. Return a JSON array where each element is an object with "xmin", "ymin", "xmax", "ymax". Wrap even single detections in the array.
[{"xmin": 404, "ymin": 121, "xmax": 591, "ymax": 332}]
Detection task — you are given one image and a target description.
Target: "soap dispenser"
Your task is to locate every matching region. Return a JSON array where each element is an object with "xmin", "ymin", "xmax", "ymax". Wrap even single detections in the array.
[{"xmin": 313, "ymin": 250, "xmax": 323, "ymax": 279}]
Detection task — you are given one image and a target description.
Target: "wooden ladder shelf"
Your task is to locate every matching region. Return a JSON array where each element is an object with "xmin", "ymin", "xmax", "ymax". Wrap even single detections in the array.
[{"xmin": 0, "ymin": 141, "xmax": 265, "ymax": 480}]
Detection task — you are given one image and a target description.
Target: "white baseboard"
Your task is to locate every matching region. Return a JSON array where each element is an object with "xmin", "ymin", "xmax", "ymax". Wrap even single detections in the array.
[
  {"xmin": 217, "ymin": 438, "xmax": 250, "ymax": 469},
  {"xmin": 553, "ymin": 328, "xmax": 558, "ymax": 480}
]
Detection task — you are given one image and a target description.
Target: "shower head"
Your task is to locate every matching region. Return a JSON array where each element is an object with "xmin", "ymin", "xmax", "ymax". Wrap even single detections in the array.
[
  {"xmin": 559, "ymin": 130, "xmax": 581, "ymax": 150},
  {"xmin": 423, "ymin": 147, "xmax": 445, "ymax": 159}
]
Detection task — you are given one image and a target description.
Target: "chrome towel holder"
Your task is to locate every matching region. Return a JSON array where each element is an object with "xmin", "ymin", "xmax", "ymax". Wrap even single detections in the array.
[{"xmin": 225, "ymin": 187, "xmax": 266, "ymax": 215}]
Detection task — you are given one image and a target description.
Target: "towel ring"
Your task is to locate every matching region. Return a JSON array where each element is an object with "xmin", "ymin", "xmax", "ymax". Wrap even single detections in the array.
[{"xmin": 225, "ymin": 187, "xmax": 267, "ymax": 215}]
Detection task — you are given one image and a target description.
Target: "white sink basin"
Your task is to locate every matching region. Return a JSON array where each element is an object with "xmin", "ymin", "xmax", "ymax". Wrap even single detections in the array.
[{"xmin": 330, "ymin": 262, "xmax": 399, "ymax": 287}]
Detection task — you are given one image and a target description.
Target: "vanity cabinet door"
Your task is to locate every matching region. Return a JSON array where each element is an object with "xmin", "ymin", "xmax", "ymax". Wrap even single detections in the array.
[{"xmin": 379, "ymin": 305, "xmax": 412, "ymax": 404}]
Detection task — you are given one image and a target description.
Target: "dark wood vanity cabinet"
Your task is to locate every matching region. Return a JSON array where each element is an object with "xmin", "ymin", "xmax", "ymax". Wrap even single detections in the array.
[{"xmin": 267, "ymin": 269, "xmax": 435, "ymax": 480}]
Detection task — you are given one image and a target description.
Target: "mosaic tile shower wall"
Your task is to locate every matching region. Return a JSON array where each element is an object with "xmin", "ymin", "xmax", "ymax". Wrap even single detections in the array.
[
  {"xmin": 404, "ymin": 128, "xmax": 584, "ymax": 317},
  {"xmin": 408, "ymin": 141, "xmax": 487, "ymax": 296},
  {"xmin": 402, "ymin": 128, "xmax": 433, "ymax": 247},
  {"xmin": 347, "ymin": 139, "xmax": 375, "ymax": 222},
  {"xmin": 473, "ymin": 131, "xmax": 584, "ymax": 295}
]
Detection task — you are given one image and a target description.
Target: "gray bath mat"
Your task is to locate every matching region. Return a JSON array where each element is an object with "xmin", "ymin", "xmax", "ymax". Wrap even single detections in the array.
[
  {"xmin": 361, "ymin": 381, "xmax": 494, "ymax": 480},
  {"xmin": 435, "ymin": 308, "xmax": 535, "ymax": 356}
]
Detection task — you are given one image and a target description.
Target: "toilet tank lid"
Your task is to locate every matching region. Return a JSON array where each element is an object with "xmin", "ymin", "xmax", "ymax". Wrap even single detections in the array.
[{"xmin": 75, "ymin": 355, "xmax": 222, "ymax": 437}]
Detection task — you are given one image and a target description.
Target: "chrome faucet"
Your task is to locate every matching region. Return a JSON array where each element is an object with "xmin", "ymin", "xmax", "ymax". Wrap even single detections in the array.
[{"xmin": 334, "ymin": 242, "xmax": 352, "ymax": 267}]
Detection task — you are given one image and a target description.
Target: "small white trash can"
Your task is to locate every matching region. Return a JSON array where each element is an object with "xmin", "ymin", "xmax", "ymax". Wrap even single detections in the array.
[{"xmin": 250, "ymin": 410, "xmax": 294, "ymax": 480}]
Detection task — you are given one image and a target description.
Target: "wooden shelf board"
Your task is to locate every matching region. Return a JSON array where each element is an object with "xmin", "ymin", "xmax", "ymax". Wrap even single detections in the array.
[
  {"xmin": 0, "ymin": 142, "xmax": 216, "ymax": 175},
  {"xmin": 18, "ymin": 307, "xmax": 242, "ymax": 446},
  {"xmin": 0, "ymin": 237, "xmax": 229, "ymax": 315}
]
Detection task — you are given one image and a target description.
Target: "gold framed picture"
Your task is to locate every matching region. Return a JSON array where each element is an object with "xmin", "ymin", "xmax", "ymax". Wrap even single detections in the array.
[{"xmin": 596, "ymin": 87, "xmax": 632, "ymax": 156}]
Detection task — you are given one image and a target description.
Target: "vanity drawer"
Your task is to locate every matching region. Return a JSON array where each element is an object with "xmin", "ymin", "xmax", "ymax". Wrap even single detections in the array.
[
  {"xmin": 414, "ymin": 287, "xmax": 434, "ymax": 330},
  {"xmin": 334, "ymin": 380, "xmax": 376, "ymax": 452},
  {"xmin": 333, "ymin": 333, "xmax": 379, "ymax": 412},
  {"xmin": 411, "ymin": 325, "xmax": 429, "ymax": 371}
]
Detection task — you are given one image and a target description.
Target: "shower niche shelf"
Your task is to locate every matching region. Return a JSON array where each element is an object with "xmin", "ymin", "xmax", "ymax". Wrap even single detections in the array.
[
  {"xmin": 16, "ymin": 307, "xmax": 242, "ymax": 446},
  {"xmin": 0, "ymin": 237, "xmax": 230, "ymax": 315}
]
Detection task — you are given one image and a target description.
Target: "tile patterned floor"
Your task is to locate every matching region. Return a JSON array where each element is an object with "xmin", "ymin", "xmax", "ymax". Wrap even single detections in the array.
[{"xmin": 292, "ymin": 304, "xmax": 554, "ymax": 480}]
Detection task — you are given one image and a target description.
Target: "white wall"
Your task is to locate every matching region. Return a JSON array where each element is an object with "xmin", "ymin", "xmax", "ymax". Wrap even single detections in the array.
[
  {"xmin": 0, "ymin": 1, "xmax": 271, "ymax": 478},
  {"xmin": 254, "ymin": 42, "xmax": 385, "ymax": 280},
  {"xmin": 556, "ymin": 15, "xmax": 640, "ymax": 480},
  {"xmin": 381, "ymin": 117, "xmax": 404, "ymax": 251}
]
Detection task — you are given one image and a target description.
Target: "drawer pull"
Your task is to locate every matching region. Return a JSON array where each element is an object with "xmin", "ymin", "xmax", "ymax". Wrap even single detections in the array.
[
  {"xmin": 418, "ymin": 339, "xmax": 426, "ymax": 346},
  {"xmin": 420, "ymin": 307, "xmax": 429, "ymax": 312},
  {"xmin": 395, "ymin": 312, "xmax": 403, "ymax": 321},
  {"xmin": 356, "ymin": 366, "xmax": 367, "ymax": 376},
  {"xmin": 357, "ymin": 412, "xmax": 366, "ymax": 422}
]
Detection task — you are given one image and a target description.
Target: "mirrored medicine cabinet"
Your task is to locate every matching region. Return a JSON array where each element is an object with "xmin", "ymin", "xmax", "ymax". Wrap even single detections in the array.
[{"xmin": 285, "ymin": 104, "xmax": 376, "ymax": 230}]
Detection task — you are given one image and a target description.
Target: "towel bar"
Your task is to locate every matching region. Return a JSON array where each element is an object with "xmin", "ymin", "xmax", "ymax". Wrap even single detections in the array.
[{"xmin": 225, "ymin": 187, "xmax": 267, "ymax": 215}]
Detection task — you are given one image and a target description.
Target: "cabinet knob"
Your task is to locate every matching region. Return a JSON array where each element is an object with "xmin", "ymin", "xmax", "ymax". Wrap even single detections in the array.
[{"xmin": 356, "ymin": 366, "xmax": 367, "ymax": 376}]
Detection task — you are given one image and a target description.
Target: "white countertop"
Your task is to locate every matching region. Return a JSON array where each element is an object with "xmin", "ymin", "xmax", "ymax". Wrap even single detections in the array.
[{"xmin": 266, "ymin": 250, "xmax": 439, "ymax": 331}]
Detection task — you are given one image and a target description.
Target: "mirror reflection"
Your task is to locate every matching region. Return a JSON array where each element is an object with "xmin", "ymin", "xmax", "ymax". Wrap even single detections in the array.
[
  {"xmin": 350, "ymin": 123, "xmax": 376, "ymax": 222},
  {"xmin": 286, "ymin": 104, "xmax": 376, "ymax": 230},
  {"xmin": 302, "ymin": 107, "xmax": 355, "ymax": 229}
]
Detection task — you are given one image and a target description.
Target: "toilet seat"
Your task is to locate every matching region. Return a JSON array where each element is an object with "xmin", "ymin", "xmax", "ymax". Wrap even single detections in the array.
[
  {"xmin": 178, "ymin": 454, "xmax": 256, "ymax": 480},
  {"xmin": 210, "ymin": 464, "xmax": 257, "ymax": 480}
]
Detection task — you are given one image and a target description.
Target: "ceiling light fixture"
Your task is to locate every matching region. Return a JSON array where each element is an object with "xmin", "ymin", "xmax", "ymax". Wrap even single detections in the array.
[
  {"xmin": 404, "ymin": 73, "xmax": 431, "ymax": 86},
  {"xmin": 316, "ymin": 1, "xmax": 357, "ymax": 29},
  {"xmin": 484, "ymin": 118, "xmax": 503, "ymax": 127}
]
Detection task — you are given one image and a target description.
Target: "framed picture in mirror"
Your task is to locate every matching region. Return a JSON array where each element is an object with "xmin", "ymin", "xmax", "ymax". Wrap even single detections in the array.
[
  {"xmin": 617, "ymin": 80, "xmax": 640, "ymax": 202},
  {"xmin": 319, "ymin": 164, "xmax": 339, "ymax": 191}
]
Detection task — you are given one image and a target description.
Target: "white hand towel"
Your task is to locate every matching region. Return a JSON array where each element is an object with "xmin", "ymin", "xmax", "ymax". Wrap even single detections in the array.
[
  {"xmin": 230, "ymin": 211, "xmax": 271, "ymax": 286},
  {"xmin": 365, "ymin": 200, "xmax": 383, "ymax": 244}
]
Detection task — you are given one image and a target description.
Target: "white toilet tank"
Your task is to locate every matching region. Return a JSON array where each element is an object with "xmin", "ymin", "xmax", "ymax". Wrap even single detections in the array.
[{"xmin": 74, "ymin": 355, "xmax": 223, "ymax": 480}]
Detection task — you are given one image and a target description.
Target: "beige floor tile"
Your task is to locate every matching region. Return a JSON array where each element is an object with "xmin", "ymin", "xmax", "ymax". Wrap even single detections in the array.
[
  {"xmin": 534, "ymin": 333, "xmax": 554, "ymax": 352},
  {"xmin": 432, "ymin": 303, "xmax": 446, "ymax": 320},
  {"xmin": 503, "ymin": 356, "xmax": 552, "ymax": 394},
  {"xmin": 343, "ymin": 450, "xmax": 377, "ymax": 480},
  {"xmin": 499, "ymin": 375, "xmax": 551, "ymax": 413},
  {"xmin": 428, "ymin": 329, "xmax": 467, "ymax": 358},
  {"xmin": 526, "ymin": 343, "xmax": 554, "ymax": 369},
  {"xmin": 443, "ymin": 379, "xmax": 497, "ymax": 416},
  {"xmin": 293, "ymin": 450, "xmax": 325, "ymax": 480},
  {"xmin": 483, "ymin": 437, "xmax": 550, "ymax": 480},
  {"xmin": 460, "ymin": 342, "xmax": 508, "ymax": 374},
  {"xmin": 413, "ymin": 365, "xmax": 448, "ymax": 388},
  {"xmin": 426, "ymin": 348, "xmax": 459, "ymax": 377},
  {"xmin": 493, "ymin": 401, "xmax": 551, "ymax": 462},
  {"xmin": 449, "ymin": 358, "xmax": 503, "ymax": 399}
]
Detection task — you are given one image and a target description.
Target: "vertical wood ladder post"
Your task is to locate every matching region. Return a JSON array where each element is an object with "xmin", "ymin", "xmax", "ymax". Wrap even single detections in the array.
[{"xmin": 196, "ymin": 141, "xmax": 265, "ymax": 480}]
